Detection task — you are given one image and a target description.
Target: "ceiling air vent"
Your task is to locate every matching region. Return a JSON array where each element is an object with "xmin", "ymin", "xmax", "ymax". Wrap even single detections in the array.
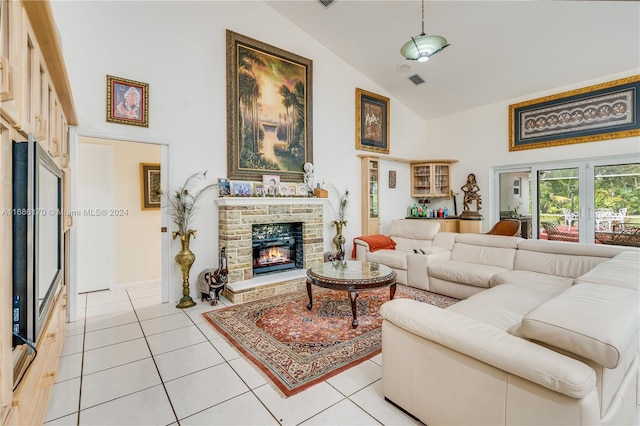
[
  {"xmin": 409, "ymin": 74, "xmax": 425, "ymax": 85},
  {"xmin": 319, "ymin": 0, "xmax": 334, "ymax": 7}
]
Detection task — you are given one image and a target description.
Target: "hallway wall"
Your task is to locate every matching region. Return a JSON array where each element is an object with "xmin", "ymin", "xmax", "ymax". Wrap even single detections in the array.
[{"xmin": 79, "ymin": 137, "xmax": 161, "ymax": 288}]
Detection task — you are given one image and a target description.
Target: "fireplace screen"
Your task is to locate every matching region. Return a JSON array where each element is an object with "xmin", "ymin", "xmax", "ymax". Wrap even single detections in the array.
[{"xmin": 252, "ymin": 223, "xmax": 303, "ymax": 275}]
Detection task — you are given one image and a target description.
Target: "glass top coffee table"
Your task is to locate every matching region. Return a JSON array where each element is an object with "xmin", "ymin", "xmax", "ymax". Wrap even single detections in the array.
[{"xmin": 306, "ymin": 260, "xmax": 397, "ymax": 328}]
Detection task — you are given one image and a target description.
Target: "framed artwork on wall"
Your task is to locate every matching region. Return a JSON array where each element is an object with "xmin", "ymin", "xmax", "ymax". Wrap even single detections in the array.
[
  {"xmin": 356, "ymin": 88, "xmax": 390, "ymax": 154},
  {"xmin": 106, "ymin": 75, "xmax": 149, "ymax": 127},
  {"xmin": 513, "ymin": 178, "xmax": 521, "ymax": 197},
  {"xmin": 389, "ymin": 170, "xmax": 397, "ymax": 189},
  {"xmin": 226, "ymin": 30, "xmax": 313, "ymax": 182},
  {"xmin": 140, "ymin": 163, "xmax": 160, "ymax": 210},
  {"xmin": 509, "ymin": 75, "xmax": 640, "ymax": 151}
]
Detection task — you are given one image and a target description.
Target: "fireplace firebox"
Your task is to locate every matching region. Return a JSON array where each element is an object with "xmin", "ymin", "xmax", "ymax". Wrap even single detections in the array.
[{"xmin": 252, "ymin": 222, "xmax": 303, "ymax": 275}]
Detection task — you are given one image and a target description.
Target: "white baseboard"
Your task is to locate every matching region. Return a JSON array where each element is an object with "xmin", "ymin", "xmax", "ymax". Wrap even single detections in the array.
[{"xmin": 111, "ymin": 279, "xmax": 161, "ymax": 291}]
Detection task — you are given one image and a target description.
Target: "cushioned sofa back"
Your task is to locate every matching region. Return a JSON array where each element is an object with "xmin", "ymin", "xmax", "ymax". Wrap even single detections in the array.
[
  {"xmin": 450, "ymin": 234, "xmax": 521, "ymax": 269},
  {"xmin": 388, "ymin": 219, "xmax": 440, "ymax": 240},
  {"xmin": 575, "ymin": 250, "xmax": 640, "ymax": 291},
  {"xmin": 389, "ymin": 219, "xmax": 441, "ymax": 252},
  {"xmin": 515, "ymin": 240, "xmax": 623, "ymax": 278}
]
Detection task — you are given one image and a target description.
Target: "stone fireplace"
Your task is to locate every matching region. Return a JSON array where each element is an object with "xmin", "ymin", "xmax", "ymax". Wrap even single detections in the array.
[{"xmin": 217, "ymin": 198, "xmax": 325, "ymax": 302}]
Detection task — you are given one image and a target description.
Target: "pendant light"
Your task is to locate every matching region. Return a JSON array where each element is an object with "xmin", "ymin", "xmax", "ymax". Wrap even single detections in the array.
[{"xmin": 400, "ymin": 0, "xmax": 450, "ymax": 62}]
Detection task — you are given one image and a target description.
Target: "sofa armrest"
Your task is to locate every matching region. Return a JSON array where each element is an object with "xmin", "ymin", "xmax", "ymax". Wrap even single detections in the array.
[
  {"xmin": 380, "ymin": 299, "xmax": 596, "ymax": 399},
  {"xmin": 353, "ymin": 238, "xmax": 370, "ymax": 260},
  {"xmin": 406, "ymin": 250, "xmax": 451, "ymax": 290}
]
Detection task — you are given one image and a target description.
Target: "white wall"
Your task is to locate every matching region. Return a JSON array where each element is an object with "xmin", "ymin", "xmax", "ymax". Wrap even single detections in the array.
[
  {"xmin": 51, "ymin": 1, "xmax": 428, "ymax": 302},
  {"xmin": 424, "ymin": 70, "xmax": 640, "ymax": 231},
  {"xmin": 78, "ymin": 137, "xmax": 161, "ymax": 287}
]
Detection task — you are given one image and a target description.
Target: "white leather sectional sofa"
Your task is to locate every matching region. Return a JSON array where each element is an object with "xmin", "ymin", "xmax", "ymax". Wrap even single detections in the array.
[
  {"xmin": 368, "ymin": 226, "xmax": 639, "ymax": 425},
  {"xmin": 354, "ymin": 219, "xmax": 455, "ymax": 289}
]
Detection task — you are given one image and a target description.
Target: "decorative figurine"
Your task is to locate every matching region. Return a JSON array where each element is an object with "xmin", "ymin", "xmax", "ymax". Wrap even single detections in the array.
[
  {"xmin": 460, "ymin": 173, "xmax": 483, "ymax": 219},
  {"xmin": 197, "ymin": 247, "xmax": 228, "ymax": 306},
  {"xmin": 327, "ymin": 237, "xmax": 345, "ymax": 262},
  {"xmin": 303, "ymin": 163, "xmax": 315, "ymax": 194}
]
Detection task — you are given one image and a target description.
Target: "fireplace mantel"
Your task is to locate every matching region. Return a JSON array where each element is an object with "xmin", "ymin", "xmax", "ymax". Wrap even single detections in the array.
[{"xmin": 216, "ymin": 197, "xmax": 326, "ymax": 207}]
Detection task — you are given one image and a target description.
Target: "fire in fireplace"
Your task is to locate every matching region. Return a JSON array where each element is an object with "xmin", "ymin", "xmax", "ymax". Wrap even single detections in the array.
[{"xmin": 252, "ymin": 223, "xmax": 303, "ymax": 275}]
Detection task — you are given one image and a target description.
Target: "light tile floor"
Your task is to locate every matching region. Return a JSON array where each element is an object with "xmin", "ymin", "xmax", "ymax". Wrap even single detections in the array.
[{"xmin": 44, "ymin": 284, "xmax": 422, "ymax": 425}]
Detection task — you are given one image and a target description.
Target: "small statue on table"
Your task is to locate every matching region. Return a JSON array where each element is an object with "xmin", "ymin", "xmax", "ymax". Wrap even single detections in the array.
[{"xmin": 460, "ymin": 173, "xmax": 483, "ymax": 219}]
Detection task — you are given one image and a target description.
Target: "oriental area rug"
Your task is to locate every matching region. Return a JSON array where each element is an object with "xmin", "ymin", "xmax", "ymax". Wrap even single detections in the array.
[{"xmin": 202, "ymin": 284, "xmax": 458, "ymax": 397}]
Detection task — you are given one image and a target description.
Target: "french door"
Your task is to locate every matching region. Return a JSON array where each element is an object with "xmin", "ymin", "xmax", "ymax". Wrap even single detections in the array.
[
  {"xmin": 496, "ymin": 155, "xmax": 639, "ymax": 246},
  {"xmin": 531, "ymin": 157, "xmax": 639, "ymax": 245}
]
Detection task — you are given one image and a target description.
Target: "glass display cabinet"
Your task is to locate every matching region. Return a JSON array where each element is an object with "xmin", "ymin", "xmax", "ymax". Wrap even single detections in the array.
[
  {"xmin": 360, "ymin": 156, "xmax": 380, "ymax": 235},
  {"xmin": 411, "ymin": 161, "xmax": 454, "ymax": 198}
]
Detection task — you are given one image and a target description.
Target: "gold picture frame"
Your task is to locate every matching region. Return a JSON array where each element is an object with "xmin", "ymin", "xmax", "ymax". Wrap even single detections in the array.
[
  {"xmin": 106, "ymin": 75, "xmax": 149, "ymax": 127},
  {"xmin": 356, "ymin": 88, "xmax": 390, "ymax": 154},
  {"xmin": 140, "ymin": 163, "xmax": 160, "ymax": 210},
  {"xmin": 509, "ymin": 75, "xmax": 640, "ymax": 151},
  {"xmin": 226, "ymin": 30, "xmax": 313, "ymax": 182}
]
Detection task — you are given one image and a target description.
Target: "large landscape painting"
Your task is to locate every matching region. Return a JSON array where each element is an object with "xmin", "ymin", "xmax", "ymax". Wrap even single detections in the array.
[{"xmin": 227, "ymin": 30, "xmax": 313, "ymax": 182}]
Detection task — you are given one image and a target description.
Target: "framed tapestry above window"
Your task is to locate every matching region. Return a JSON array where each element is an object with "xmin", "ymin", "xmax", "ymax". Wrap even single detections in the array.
[
  {"xmin": 140, "ymin": 163, "xmax": 160, "ymax": 210},
  {"xmin": 509, "ymin": 75, "xmax": 640, "ymax": 151},
  {"xmin": 226, "ymin": 30, "xmax": 313, "ymax": 182},
  {"xmin": 356, "ymin": 88, "xmax": 390, "ymax": 154}
]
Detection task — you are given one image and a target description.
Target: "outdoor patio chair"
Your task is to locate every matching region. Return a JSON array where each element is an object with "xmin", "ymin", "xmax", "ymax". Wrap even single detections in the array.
[
  {"xmin": 605, "ymin": 222, "xmax": 640, "ymax": 247},
  {"xmin": 541, "ymin": 222, "xmax": 579, "ymax": 242},
  {"xmin": 562, "ymin": 208, "xmax": 579, "ymax": 226}
]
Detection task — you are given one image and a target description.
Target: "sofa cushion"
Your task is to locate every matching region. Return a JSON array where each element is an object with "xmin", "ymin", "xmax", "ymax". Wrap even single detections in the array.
[
  {"xmin": 489, "ymin": 270, "xmax": 573, "ymax": 291},
  {"xmin": 428, "ymin": 260, "xmax": 508, "ymax": 288},
  {"xmin": 388, "ymin": 219, "xmax": 440, "ymax": 240},
  {"xmin": 447, "ymin": 284, "xmax": 557, "ymax": 331},
  {"xmin": 522, "ymin": 283, "xmax": 639, "ymax": 368},
  {"xmin": 574, "ymin": 250, "xmax": 640, "ymax": 291},
  {"xmin": 515, "ymin": 240, "xmax": 621, "ymax": 278},
  {"xmin": 392, "ymin": 236, "xmax": 433, "ymax": 253},
  {"xmin": 366, "ymin": 249, "xmax": 407, "ymax": 270},
  {"xmin": 450, "ymin": 234, "xmax": 519, "ymax": 270}
]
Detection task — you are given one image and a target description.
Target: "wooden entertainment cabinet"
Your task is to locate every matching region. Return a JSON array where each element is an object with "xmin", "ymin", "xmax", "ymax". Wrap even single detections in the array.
[{"xmin": 0, "ymin": 1, "xmax": 77, "ymax": 424}]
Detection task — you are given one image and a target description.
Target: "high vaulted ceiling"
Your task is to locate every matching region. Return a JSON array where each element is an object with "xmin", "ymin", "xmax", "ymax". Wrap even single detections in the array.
[{"xmin": 265, "ymin": 0, "xmax": 640, "ymax": 121}]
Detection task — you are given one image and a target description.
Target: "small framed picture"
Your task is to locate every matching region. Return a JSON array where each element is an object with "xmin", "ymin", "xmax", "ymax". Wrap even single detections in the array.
[
  {"xmin": 140, "ymin": 163, "xmax": 160, "ymax": 210},
  {"xmin": 253, "ymin": 183, "xmax": 265, "ymax": 197},
  {"xmin": 278, "ymin": 185, "xmax": 290, "ymax": 197},
  {"xmin": 262, "ymin": 174, "xmax": 280, "ymax": 195},
  {"xmin": 297, "ymin": 183, "xmax": 308, "ymax": 196},
  {"xmin": 217, "ymin": 178, "xmax": 231, "ymax": 197},
  {"xmin": 232, "ymin": 181, "xmax": 253, "ymax": 196},
  {"xmin": 389, "ymin": 170, "xmax": 397, "ymax": 189},
  {"xmin": 106, "ymin": 75, "xmax": 149, "ymax": 127},
  {"xmin": 286, "ymin": 184, "xmax": 297, "ymax": 196}
]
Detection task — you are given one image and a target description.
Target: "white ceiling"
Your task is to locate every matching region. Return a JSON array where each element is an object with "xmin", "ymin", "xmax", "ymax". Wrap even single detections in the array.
[{"xmin": 265, "ymin": 0, "xmax": 640, "ymax": 121}]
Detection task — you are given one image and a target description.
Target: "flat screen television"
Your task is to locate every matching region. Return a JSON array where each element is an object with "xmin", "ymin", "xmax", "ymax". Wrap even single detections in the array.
[{"xmin": 12, "ymin": 135, "xmax": 63, "ymax": 346}]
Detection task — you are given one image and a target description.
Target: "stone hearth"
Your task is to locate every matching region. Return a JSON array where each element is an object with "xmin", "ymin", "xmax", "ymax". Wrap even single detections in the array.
[{"xmin": 217, "ymin": 198, "xmax": 325, "ymax": 302}]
